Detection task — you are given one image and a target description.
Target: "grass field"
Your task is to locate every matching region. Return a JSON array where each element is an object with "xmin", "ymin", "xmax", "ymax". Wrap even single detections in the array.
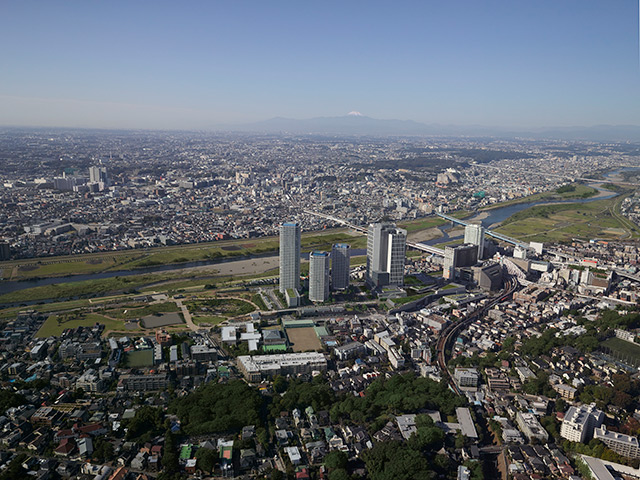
[
  {"xmin": 601, "ymin": 337, "xmax": 640, "ymax": 365},
  {"xmin": 495, "ymin": 193, "xmax": 640, "ymax": 243},
  {"xmin": 480, "ymin": 183, "xmax": 599, "ymax": 211},
  {"xmin": 0, "ymin": 272, "xmax": 180, "ymax": 304},
  {"xmin": 126, "ymin": 349, "xmax": 154, "ymax": 367},
  {"xmin": 251, "ymin": 294, "xmax": 267, "ymax": 310},
  {"xmin": 190, "ymin": 315, "xmax": 227, "ymax": 326},
  {"xmin": 285, "ymin": 327, "xmax": 322, "ymax": 352},
  {"xmin": 185, "ymin": 298, "xmax": 255, "ymax": 318},
  {"xmin": 398, "ymin": 217, "xmax": 446, "ymax": 233},
  {"xmin": 36, "ymin": 313, "xmax": 122, "ymax": 338}
]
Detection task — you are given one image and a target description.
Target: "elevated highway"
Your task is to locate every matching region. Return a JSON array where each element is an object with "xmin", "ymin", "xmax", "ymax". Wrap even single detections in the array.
[
  {"xmin": 435, "ymin": 212, "xmax": 531, "ymax": 250},
  {"xmin": 304, "ymin": 209, "xmax": 445, "ymax": 256}
]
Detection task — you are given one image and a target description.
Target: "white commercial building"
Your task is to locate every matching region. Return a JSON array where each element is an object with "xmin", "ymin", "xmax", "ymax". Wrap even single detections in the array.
[
  {"xmin": 560, "ymin": 404, "xmax": 604, "ymax": 443},
  {"xmin": 237, "ymin": 352, "xmax": 327, "ymax": 382},
  {"xmin": 454, "ymin": 368, "xmax": 480, "ymax": 389},
  {"xmin": 516, "ymin": 411, "xmax": 549, "ymax": 443},
  {"xmin": 366, "ymin": 223, "xmax": 406, "ymax": 287},
  {"xmin": 464, "ymin": 224, "xmax": 485, "ymax": 259}
]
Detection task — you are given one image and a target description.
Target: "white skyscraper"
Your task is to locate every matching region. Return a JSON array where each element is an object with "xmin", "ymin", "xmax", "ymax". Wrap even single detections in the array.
[
  {"xmin": 331, "ymin": 243, "xmax": 350, "ymax": 290},
  {"xmin": 464, "ymin": 224, "xmax": 485, "ymax": 259},
  {"xmin": 366, "ymin": 223, "xmax": 407, "ymax": 287},
  {"xmin": 89, "ymin": 165, "xmax": 109, "ymax": 185},
  {"xmin": 279, "ymin": 222, "xmax": 301, "ymax": 294},
  {"xmin": 309, "ymin": 251, "xmax": 330, "ymax": 302}
]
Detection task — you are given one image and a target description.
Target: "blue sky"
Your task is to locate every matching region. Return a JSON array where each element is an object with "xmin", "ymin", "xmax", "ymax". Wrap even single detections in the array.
[{"xmin": 1, "ymin": 1, "xmax": 638, "ymax": 129}]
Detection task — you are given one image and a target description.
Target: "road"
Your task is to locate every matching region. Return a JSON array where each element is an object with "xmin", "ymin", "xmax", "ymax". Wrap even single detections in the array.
[{"xmin": 174, "ymin": 298, "xmax": 198, "ymax": 332}]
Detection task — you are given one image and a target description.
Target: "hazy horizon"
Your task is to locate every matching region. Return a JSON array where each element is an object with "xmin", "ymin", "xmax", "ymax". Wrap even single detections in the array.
[{"xmin": 2, "ymin": 1, "xmax": 639, "ymax": 131}]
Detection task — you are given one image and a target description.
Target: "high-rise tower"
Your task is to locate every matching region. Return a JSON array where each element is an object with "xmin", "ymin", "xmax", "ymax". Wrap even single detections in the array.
[
  {"xmin": 309, "ymin": 251, "xmax": 330, "ymax": 302},
  {"xmin": 279, "ymin": 222, "xmax": 301, "ymax": 293},
  {"xmin": 331, "ymin": 243, "xmax": 350, "ymax": 290},
  {"xmin": 464, "ymin": 224, "xmax": 485, "ymax": 259},
  {"xmin": 366, "ymin": 223, "xmax": 407, "ymax": 287},
  {"xmin": 89, "ymin": 165, "xmax": 109, "ymax": 185}
]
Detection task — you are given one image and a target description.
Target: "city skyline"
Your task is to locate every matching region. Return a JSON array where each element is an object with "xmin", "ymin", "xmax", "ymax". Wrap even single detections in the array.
[{"xmin": 1, "ymin": 1, "xmax": 639, "ymax": 130}]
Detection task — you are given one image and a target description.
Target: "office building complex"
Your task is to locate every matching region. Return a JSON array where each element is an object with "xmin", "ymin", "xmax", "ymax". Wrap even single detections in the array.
[
  {"xmin": 331, "ymin": 243, "xmax": 350, "ymax": 290},
  {"xmin": 464, "ymin": 224, "xmax": 485, "ymax": 259},
  {"xmin": 366, "ymin": 223, "xmax": 407, "ymax": 287},
  {"xmin": 560, "ymin": 404, "xmax": 604, "ymax": 443},
  {"xmin": 89, "ymin": 165, "xmax": 108, "ymax": 184},
  {"xmin": 443, "ymin": 244, "xmax": 479, "ymax": 280},
  {"xmin": 279, "ymin": 222, "xmax": 301, "ymax": 294},
  {"xmin": 516, "ymin": 412, "xmax": 549, "ymax": 443},
  {"xmin": 237, "ymin": 353, "xmax": 327, "ymax": 382},
  {"xmin": 309, "ymin": 251, "xmax": 330, "ymax": 302}
]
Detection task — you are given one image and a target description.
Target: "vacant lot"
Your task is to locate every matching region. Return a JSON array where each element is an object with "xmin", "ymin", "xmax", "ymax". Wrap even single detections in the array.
[
  {"xmin": 285, "ymin": 327, "xmax": 322, "ymax": 352},
  {"xmin": 141, "ymin": 312, "xmax": 184, "ymax": 329}
]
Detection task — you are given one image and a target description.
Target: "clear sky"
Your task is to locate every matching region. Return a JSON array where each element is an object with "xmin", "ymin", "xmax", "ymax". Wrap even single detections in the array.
[{"xmin": 1, "ymin": 1, "xmax": 639, "ymax": 130}]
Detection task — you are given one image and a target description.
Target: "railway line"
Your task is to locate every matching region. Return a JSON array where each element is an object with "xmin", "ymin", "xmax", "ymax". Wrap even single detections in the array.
[{"xmin": 436, "ymin": 276, "xmax": 519, "ymax": 395}]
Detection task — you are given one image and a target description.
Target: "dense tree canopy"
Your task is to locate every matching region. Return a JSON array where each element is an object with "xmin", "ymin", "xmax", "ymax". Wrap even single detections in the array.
[
  {"xmin": 331, "ymin": 373, "xmax": 466, "ymax": 425},
  {"xmin": 170, "ymin": 380, "xmax": 262, "ymax": 435},
  {"xmin": 0, "ymin": 389, "xmax": 27, "ymax": 415},
  {"xmin": 122, "ymin": 406, "xmax": 164, "ymax": 442}
]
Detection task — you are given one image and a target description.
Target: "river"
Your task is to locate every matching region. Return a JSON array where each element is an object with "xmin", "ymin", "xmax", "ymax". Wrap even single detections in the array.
[
  {"xmin": 422, "ymin": 182, "xmax": 617, "ymax": 246},
  {"xmin": 0, "ymin": 182, "xmax": 620, "ymax": 297}
]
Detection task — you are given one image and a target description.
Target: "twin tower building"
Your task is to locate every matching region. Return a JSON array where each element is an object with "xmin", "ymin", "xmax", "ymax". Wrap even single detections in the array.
[{"xmin": 279, "ymin": 221, "xmax": 407, "ymax": 304}]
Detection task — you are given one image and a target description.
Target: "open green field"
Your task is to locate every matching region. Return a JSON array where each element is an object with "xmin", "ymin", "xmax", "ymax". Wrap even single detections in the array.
[
  {"xmin": 495, "ymin": 193, "xmax": 640, "ymax": 243},
  {"xmin": 126, "ymin": 349, "xmax": 154, "ymax": 368},
  {"xmin": 480, "ymin": 183, "xmax": 599, "ymax": 211},
  {"xmin": 185, "ymin": 298, "xmax": 255, "ymax": 318},
  {"xmin": 398, "ymin": 217, "xmax": 446, "ymax": 233},
  {"xmin": 601, "ymin": 337, "xmax": 640, "ymax": 365},
  {"xmin": 0, "ymin": 298, "xmax": 97, "ymax": 320},
  {"xmin": 36, "ymin": 313, "xmax": 123, "ymax": 338},
  {"xmin": 0, "ymin": 272, "xmax": 184, "ymax": 304},
  {"xmin": 350, "ymin": 255, "xmax": 366, "ymax": 266},
  {"xmin": 190, "ymin": 315, "xmax": 227, "ymax": 326}
]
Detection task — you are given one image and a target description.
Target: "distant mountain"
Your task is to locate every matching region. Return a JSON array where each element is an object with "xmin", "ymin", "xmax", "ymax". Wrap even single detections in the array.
[
  {"xmin": 232, "ymin": 115, "xmax": 433, "ymax": 136},
  {"xmin": 224, "ymin": 115, "xmax": 640, "ymax": 142}
]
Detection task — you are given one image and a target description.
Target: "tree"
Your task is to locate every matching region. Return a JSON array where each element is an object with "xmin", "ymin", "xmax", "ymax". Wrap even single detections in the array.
[
  {"xmin": 170, "ymin": 380, "xmax": 262, "ymax": 435},
  {"xmin": 93, "ymin": 438, "xmax": 115, "ymax": 462},
  {"xmin": 324, "ymin": 451, "xmax": 348, "ymax": 470},
  {"xmin": 273, "ymin": 375, "xmax": 288, "ymax": 393},
  {"xmin": 162, "ymin": 430, "xmax": 179, "ymax": 475},
  {"xmin": 270, "ymin": 470, "xmax": 284, "ymax": 480},
  {"xmin": 195, "ymin": 447, "xmax": 217, "ymax": 473},
  {"xmin": 123, "ymin": 406, "xmax": 164, "ymax": 442},
  {"xmin": 362, "ymin": 441, "xmax": 434, "ymax": 480},
  {"xmin": 329, "ymin": 469, "xmax": 350, "ymax": 480}
]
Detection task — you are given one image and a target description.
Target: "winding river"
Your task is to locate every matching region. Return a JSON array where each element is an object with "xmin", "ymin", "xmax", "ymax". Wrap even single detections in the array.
[{"xmin": 0, "ymin": 182, "xmax": 621, "ymax": 298}]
